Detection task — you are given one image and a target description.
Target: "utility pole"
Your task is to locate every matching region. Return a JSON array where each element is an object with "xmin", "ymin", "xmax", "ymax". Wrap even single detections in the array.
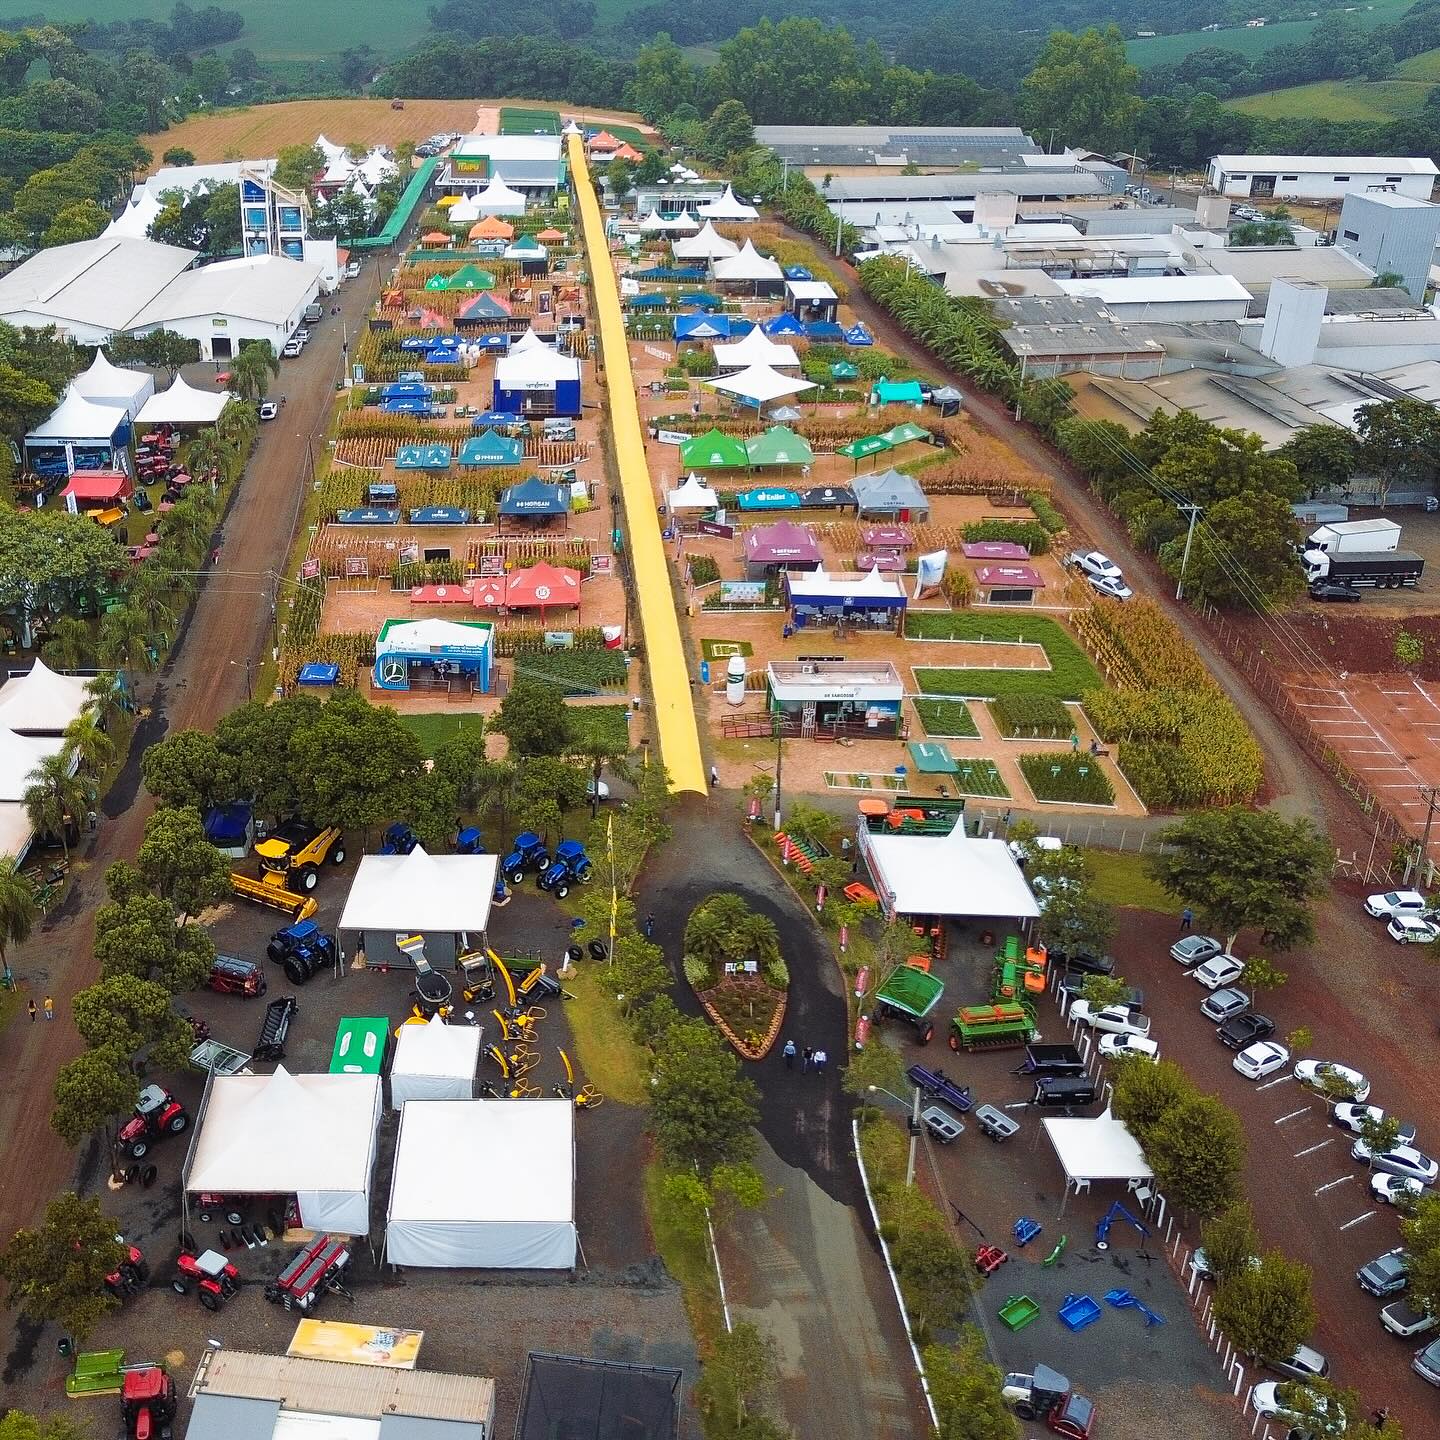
[
  {"xmin": 772, "ymin": 713, "xmax": 784, "ymax": 831},
  {"xmin": 1013, "ymin": 352, "xmax": 1029, "ymax": 423},
  {"xmin": 1174, "ymin": 503, "xmax": 1203, "ymax": 600},
  {"xmin": 835, "ymin": 208, "xmax": 843, "ymax": 258},
  {"xmin": 1416, "ymin": 786, "xmax": 1440, "ymax": 884}
]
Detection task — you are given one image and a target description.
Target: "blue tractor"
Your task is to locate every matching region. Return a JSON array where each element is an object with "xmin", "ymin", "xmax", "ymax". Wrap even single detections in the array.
[
  {"xmin": 380, "ymin": 823, "xmax": 419, "ymax": 856},
  {"xmin": 455, "ymin": 826, "xmax": 485, "ymax": 854},
  {"xmin": 537, "ymin": 840, "xmax": 595, "ymax": 898},
  {"xmin": 501, "ymin": 832, "xmax": 550, "ymax": 886},
  {"xmin": 265, "ymin": 920, "xmax": 336, "ymax": 985}
]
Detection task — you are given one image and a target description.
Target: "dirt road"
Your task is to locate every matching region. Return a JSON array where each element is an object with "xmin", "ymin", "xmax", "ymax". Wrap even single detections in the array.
[{"xmin": 0, "ymin": 257, "xmax": 384, "ymax": 1255}]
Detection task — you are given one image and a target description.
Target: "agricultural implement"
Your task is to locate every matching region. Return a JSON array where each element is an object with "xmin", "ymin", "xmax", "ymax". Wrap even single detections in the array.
[
  {"xmin": 536, "ymin": 840, "xmax": 595, "ymax": 897},
  {"xmin": 873, "ymin": 963, "xmax": 945, "ymax": 1044},
  {"xmin": 1105, "ymin": 1288, "xmax": 1165, "ymax": 1325},
  {"xmin": 265, "ymin": 920, "xmax": 335, "ymax": 984},
  {"xmin": 1058, "ymin": 1293, "xmax": 1102, "ymax": 1332},
  {"xmin": 253, "ymin": 995, "xmax": 297, "ymax": 1061},
  {"xmin": 992, "ymin": 935, "xmax": 1047, "ymax": 999},
  {"xmin": 264, "ymin": 1234, "xmax": 353, "ymax": 1313},
  {"xmin": 998, "ymin": 1294, "xmax": 1040, "ymax": 1331},
  {"xmin": 64, "ymin": 1349, "xmax": 126, "ymax": 1398},
  {"xmin": 906, "ymin": 1063, "xmax": 973, "ymax": 1113},
  {"xmin": 230, "ymin": 820, "xmax": 344, "ymax": 918},
  {"xmin": 975, "ymin": 1104, "xmax": 1020, "ymax": 1142},
  {"xmin": 950, "ymin": 1000, "xmax": 1038, "ymax": 1051},
  {"xmin": 117, "ymin": 1086, "xmax": 188, "ymax": 1159},
  {"xmin": 207, "ymin": 953, "xmax": 267, "ymax": 997}
]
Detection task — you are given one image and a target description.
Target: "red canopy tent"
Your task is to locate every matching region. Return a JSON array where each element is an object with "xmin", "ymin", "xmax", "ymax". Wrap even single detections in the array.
[
  {"xmin": 469, "ymin": 577, "xmax": 507, "ymax": 610},
  {"xmin": 59, "ymin": 471, "xmax": 132, "ymax": 512},
  {"xmin": 504, "ymin": 562, "xmax": 581, "ymax": 618},
  {"xmin": 409, "ymin": 582, "xmax": 475, "ymax": 604}
]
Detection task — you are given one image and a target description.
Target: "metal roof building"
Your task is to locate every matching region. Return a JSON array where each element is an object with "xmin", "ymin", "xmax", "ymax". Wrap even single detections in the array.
[{"xmin": 756, "ymin": 124, "xmax": 1038, "ymax": 169}]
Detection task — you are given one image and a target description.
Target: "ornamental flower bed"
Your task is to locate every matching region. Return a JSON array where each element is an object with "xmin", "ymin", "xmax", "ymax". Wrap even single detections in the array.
[{"xmin": 683, "ymin": 892, "xmax": 788, "ymax": 1060}]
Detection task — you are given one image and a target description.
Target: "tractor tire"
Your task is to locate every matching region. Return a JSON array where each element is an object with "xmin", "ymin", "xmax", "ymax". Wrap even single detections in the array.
[
  {"xmin": 283, "ymin": 957, "xmax": 310, "ymax": 985},
  {"xmin": 124, "ymin": 1164, "xmax": 140, "ymax": 1183},
  {"xmin": 198, "ymin": 1208, "xmax": 212, "ymax": 1223},
  {"xmin": 567, "ymin": 945, "xmax": 584, "ymax": 963},
  {"xmin": 172, "ymin": 1277, "xmax": 190, "ymax": 1295},
  {"xmin": 199, "ymin": 1289, "xmax": 221, "ymax": 1312},
  {"xmin": 330, "ymin": 845, "xmax": 346, "ymax": 865},
  {"xmin": 578, "ymin": 865, "xmax": 594, "ymax": 883},
  {"xmin": 508, "ymin": 869, "xmax": 525, "ymax": 887},
  {"xmin": 141, "ymin": 1165, "xmax": 158, "ymax": 1188},
  {"xmin": 919, "ymin": 1022, "xmax": 935, "ymax": 1045},
  {"xmin": 134, "ymin": 1259, "xmax": 151, "ymax": 1282},
  {"xmin": 297, "ymin": 865, "xmax": 319, "ymax": 893},
  {"xmin": 256, "ymin": 976, "xmax": 268, "ymax": 996},
  {"xmin": 588, "ymin": 940, "xmax": 608, "ymax": 961},
  {"xmin": 554, "ymin": 881, "xmax": 570, "ymax": 899},
  {"xmin": 167, "ymin": 1114, "xmax": 188, "ymax": 1134},
  {"xmin": 1014, "ymin": 1402, "xmax": 1036, "ymax": 1422},
  {"xmin": 266, "ymin": 940, "xmax": 287, "ymax": 962},
  {"xmin": 128, "ymin": 1139, "xmax": 148, "ymax": 1159},
  {"xmin": 948, "ymin": 1032, "xmax": 960, "ymax": 1052},
  {"xmin": 226, "ymin": 1209, "xmax": 244, "ymax": 1227}
]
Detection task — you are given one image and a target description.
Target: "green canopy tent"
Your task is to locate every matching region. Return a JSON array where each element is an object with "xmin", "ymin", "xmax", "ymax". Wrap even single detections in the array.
[
  {"xmin": 838, "ymin": 433, "xmax": 894, "ymax": 471},
  {"xmin": 679, "ymin": 428, "xmax": 750, "ymax": 469},
  {"xmin": 459, "ymin": 429, "xmax": 523, "ymax": 466},
  {"xmin": 830, "ymin": 361, "xmax": 859, "ymax": 381},
  {"xmin": 907, "ymin": 741, "xmax": 958, "ymax": 775},
  {"xmin": 882, "ymin": 421, "xmax": 932, "ymax": 450},
  {"xmin": 872, "ymin": 378, "xmax": 925, "ymax": 406},
  {"xmin": 446, "ymin": 264, "xmax": 496, "ymax": 291},
  {"xmin": 424, "ymin": 273, "xmax": 452, "ymax": 291},
  {"xmin": 744, "ymin": 425, "xmax": 814, "ymax": 469}
]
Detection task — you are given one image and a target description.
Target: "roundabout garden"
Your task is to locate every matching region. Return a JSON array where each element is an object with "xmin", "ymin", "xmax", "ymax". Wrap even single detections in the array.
[{"xmin": 682, "ymin": 893, "xmax": 789, "ymax": 1060}]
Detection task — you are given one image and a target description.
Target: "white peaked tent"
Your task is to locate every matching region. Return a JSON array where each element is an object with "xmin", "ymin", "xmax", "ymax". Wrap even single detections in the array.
[
  {"xmin": 0, "ymin": 660, "xmax": 91, "ymax": 735},
  {"xmin": 474, "ymin": 176, "xmax": 527, "ymax": 216},
  {"xmin": 390, "ymin": 1016, "xmax": 481, "ymax": 1109},
  {"xmin": 672, "ymin": 220, "xmax": 739, "ymax": 261},
  {"xmin": 0, "ymin": 727, "xmax": 67, "ymax": 802},
  {"xmin": 71, "ymin": 349, "xmax": 155, "ymax": 420},
  {"xmin": 666, "ymin": 210, "xmax": 699, "ymax": 233},
  {"xmin": 698, "ymin": 185, "xmax": 759, "ymax": 220},
  {"xmin": 637, "ymin": 211, "xmax": 669, "ymax": 233},
  {"xmin": 448, "ymin": 193, "xmax": 482, "ymax": 225},
  {"xmin": 713, "ymin": 327, "xmax": 799, "ymax": 370},
  {"xmin": 106, "ymin": 188, "xmax": 164, "ymax": 240},
  {"xmin": 706, "ymin": 363, "xmax": 818, "ymax": 406},
  {"xmin": 512, "ymin": 328, "xmax": 547, "ymax": 353},
  {"xmin": 714, "ymin": 240, "xmax": 784, "ymax": 285},
  {"xmin": 315, "ymin": 134, "xmax": 347, "ymax": 165},
  {"xmin": 186, "ymin": 1068, "xmax": 383, "ymax": 1235},
  {"xmin": 667, "ymin": 473, "xmax": 720, "ymax": 512},
  {"xmin": 135, "ymin": 376, "xmax": 229, "ymax": 427},
  {"xmin": 28, "ymin": 390, "xmax": 126, "ymax": 443},
  {"xmin": 386, "ymin": 1100, "xmax": 576, "ymax": 1269},
  {"xmin": 496, "ymin": 344, "xmax": 580, "ymax": 389}
]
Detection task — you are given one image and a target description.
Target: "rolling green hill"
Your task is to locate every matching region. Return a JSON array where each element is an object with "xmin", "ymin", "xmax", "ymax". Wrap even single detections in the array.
[
  {"xmin": 1226, "ymin": 45, "xmax": 1440, "ymax": 120},
  {"xmin": 1127, "ymin": 0, "xmax": 1412, "ymax": 67}
]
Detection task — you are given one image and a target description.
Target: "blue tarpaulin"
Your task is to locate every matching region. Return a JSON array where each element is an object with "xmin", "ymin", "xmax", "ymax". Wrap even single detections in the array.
[
  {"xmin": 630, "ymin": 265, "xmax": 706, "ymax": 281},
  {"xmin": 295, "ymin": 663, "xmax": 340, "ymax": 685},
  {"xmin": 410, "ymin": 506, "xmax": 472, "ymax": 524},
  {"xmin": 783, "ymin": 266, "xmax": 813, "ymax": 281},
  {"xmin": 674, "ymin": 313, "xmax": 732, "ymax": 340},
  {"xmin": 472, "ymin": 409, "xmax": 519, "ymax": 427},
  {"xmin": 804, "ymin": 321, "xmax": 845, "ymax": 341},
  {"xmin": 680, "ymin": 292, "xmax": 723, "ymax": 311},
  {"xmin": 459, "ymin": 430, "xmax": 523, "ymax": 466},
  {"xmin": 337, "ymin": 507, "xmax": 400, "ymax": 523},
  {"xmin": 627, "ymin": 294, "xmax": 669, "ymax": 309},
  {"xmin": 424, "ymin": 349, "xmax": 464, "ymax": 366},
  {"xmin": 395, "ymin": 443, "xmax": 453, "ymax": 470},
  {"xmin": 474, "ymin": 333, "xmax": 511, "ymax": 351},
  {"xmin": 204, "ymin": 803, "xmax": 253, "ymax": 844},
  {"xmin": 399, "ymin": 336, "xmax": 432, "ymax": 351},
  {"xmin": 381, "ymin": 382, "xmax": 432, "ymax": 398}
]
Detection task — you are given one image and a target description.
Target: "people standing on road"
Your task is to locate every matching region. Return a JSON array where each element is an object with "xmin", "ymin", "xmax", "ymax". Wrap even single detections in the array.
[
  {"xmin": 1070, "ymin": 730, "xmax": 1079, "ymax": 752},
  {"xmin": 27, "ymin": 999, "xmax": 36, "ymax": 1023},
  {"xmin": 710, "ymin": 764, "xmax": 719, "ymax": 788},
  {"xmin": 644, "ymin": 913, "xmax": 655, "ymax": 939},
  {"xmin": 802, "ymin": 1045, "xmax": 813, "ymax": 1072},
  {"xmin": 1180, "ymin": 907, "xmax": 1194, "ymax": 932},
  {"xmin": 783, "ymin": 1038, "xmax": 796, "ymax": 1070},
  {"xmin": 43, "ymin": 995, "xmax": 54, "ymax": 1021},
  {"xmin": 813, "ymin": 1047, "xmax": 828, "ymax": 1074}
]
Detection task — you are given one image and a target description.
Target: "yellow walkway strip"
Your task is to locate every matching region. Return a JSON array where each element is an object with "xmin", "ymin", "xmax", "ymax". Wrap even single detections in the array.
[{"xmin": 568, "ymin": 132, "xmax": 707, "ymax": 795}]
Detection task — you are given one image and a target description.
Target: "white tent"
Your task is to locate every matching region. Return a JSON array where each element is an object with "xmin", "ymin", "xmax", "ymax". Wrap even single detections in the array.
[
  {"xmin": 186, "ymin": 1069, "xmax": 383, "ymax": 1235},
  {"xmin": 698, "ymin": 185, "xmax": 759, "ymax": 221},
  {"xmin": 666, "ymin": 210, "xmax": 699, "ymax": 233},
  {"xmin": 511, "ymin": 327, "xmax": 547, "ymax": 353},
  {"xmin": 1044, "ymin": 1113, "xmax": 1153, "ymax": 1209},
  {"xmin": 637, "ymin": 211, "xmax": 669, "ymax": 233},
  {"xmin": 672, "ymin": 221, "xmax": 739, "ymax": 261},
  {"xmin": 859, "ymin": 827, "xmax": 1039, "ymax": 921},
  {"xmin": 338, "ymin": 846, "xmax": 498, "ymax": 967},
  {"xmin": 713, "ymin": 240, "xmax": 784, "ymax": 285},
  {"xmin": 0, "ymin": 802, "xmax": 31, "ymax": 861},
  {"xmin": 70, "ymin": 349, "xmax": 155, "ymax": 420},
  {"xmin": 448, "ymin": 193, "xmax": 482, "ymax": 225},
  {"xmin": 713, "ymin": 328, "xmax": 799, "ymax": 370},
  {"xmin": 28, "ymin": 390, "xmax": 126, "ymax": 443},
  {"xmin": 474, "ymin": 176, "xmax": 527, "ymax": 217},
  {"xmin": 495, "ymin": 345, "xmax": 581, "ymax": 390},
  {"xmin": 386, "ymin": 1100, "xmax": 576, "ymax": 1268},
  {"xmin": 134, "ymin": 376, "xmax": 229, "ymax": 427},
  {"xmin": 0, "ymin": 660, "xmax": 91, "ymax": 735},
  {"xmin": 706, "ymin": 363, "xmax": 817, "ymax": 406},
  {"xmin": 390, "ymin": 1017, "xmax": 482, "ymax": 1109},
  {"xmin": 105, "ymin": 188, "xmax": 164, "ymax": 241},
  {"xmin": 315, "ymin": 134, "xmax": 347, "ymax": 165},
  {"xmin": 0, "ymin": 727, "xmax": 67, "ymax": 802},
  {"xmin": 667, "ymin": 473, "xmax": 720, "ymax": 512}
]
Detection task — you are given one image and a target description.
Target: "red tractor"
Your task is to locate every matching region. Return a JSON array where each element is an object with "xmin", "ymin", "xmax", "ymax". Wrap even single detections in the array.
[
  {"xmin": 172, "ymin": 1247, "xmax": 240, "ymax": 1310},
  {"xmin": 117, "ymin": 1086, "xmax": 189, "ymax": 1159},
  {"xmin": 121, "ymin": 1365, "xmax": 176, "ymax": 1440},
  {"xmin": 104, "ymin": 1238, "xmax": 149, "ymax": 1300}
]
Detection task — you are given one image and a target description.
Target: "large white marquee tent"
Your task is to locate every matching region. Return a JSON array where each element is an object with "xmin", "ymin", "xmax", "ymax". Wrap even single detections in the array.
[
  {"xmin": 0, "ymin": 660, "xmax": 92, "ymax": 735},
  {"xmin": 185, "ymin": 1068, "xmax": 383, "ymax": 1235},
  {"xmin": 390, "ymin": 1016, "xmax": 481, "ymax": 1109},
  {"xmin": 386, "ymin": 1100, "xmax": 577, "ymax": 1269},
  {"xmin": 134, "ymin": 376, "xmax": 230, "ymax": 427}
]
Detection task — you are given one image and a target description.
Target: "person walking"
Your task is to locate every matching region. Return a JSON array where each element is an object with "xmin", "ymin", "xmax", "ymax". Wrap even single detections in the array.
[
  {"xmin": 43, "ymin": 995, "xmax": 54, "ymax": 1021},
  {"xmin": 710, "ymin": 764, "xmax": 719, "ymax": 788},
  {"xmin": 1070, "ymin": 730, "xmax": 1079, "ymax": 753},
  {"xmin": 27, "ymin": 999, "xmax": 36, "ymax": 1023},
  {"xmin": 813, "ymin": 1047, "xmax": 828, "ymax": 1075},
  {"xmin": 1180, "ymin": 907, "xmax": 1193, "ymax": 932},
  {"xmin": 802, "ymin": 1045, "xmax": 813, "ymax": 1073},
  {"xmin": 782, "ymin": 1038, "xmax": 797, "ymax": 1070},
  {"xmin": 644, "ymin": 913, "xmax": 656, "ymax": 939}
]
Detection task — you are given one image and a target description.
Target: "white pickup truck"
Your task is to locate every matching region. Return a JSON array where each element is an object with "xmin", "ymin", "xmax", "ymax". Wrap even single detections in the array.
[{"xmin": 1068, "ymin": 1000, "xmax": 1152, "ymax": 1039}]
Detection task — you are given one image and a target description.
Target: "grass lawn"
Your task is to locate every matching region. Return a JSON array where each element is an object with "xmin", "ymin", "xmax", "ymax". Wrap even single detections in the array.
[
  {"xmin": 1128, "ymin": 0, "xmax": 1411, "ymax": 66},
  {"xmin": 908, "ymin": 612, "xmax": 1102, "ymax": 701},
  {"xmin": 500, "ymin": 106, "xmax": 562, "ymax": 135},
  {"xmin": 398, "ymin": 711, "xmax": 485, "ymax": 757},
  {"xmin": 949, "ymin": 756, "xmax": 1010, "ymax": 799},
  {"xmin": 700, "ymin": 638, "xmax": 754, "ymax": 661},
  {"xmin": 645, "ymin": 1161, "xmax": 725, "ymax": 1349},
  {"xmin": 1080, "ymin": 848, "xmax": 1174, "ymax": 912},
  {"xmin": 913, "ymin": 698, "xmax": 980, "ymax": 738},
  {"xmin": 560, "ymin": 966, "xmax": 647, "ymax": 1105},
  {"xmin": 1228, "ymin": 77, "xmax": 1428, "ymax": 122},
  {"xmin": 564, "ymin": 704, "xmax": 630, "ymax": 749}
]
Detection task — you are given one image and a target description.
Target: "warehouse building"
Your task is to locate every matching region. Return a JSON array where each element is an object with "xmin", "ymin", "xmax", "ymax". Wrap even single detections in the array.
[
  {"xmin": 1334, "ymin": 190, "xmax": 1440, "ymax": 304},
  {"xmin": 438, "ymin": 135, "xmax": 564, "ymax": 198},
  {"xmin": 1206, "ymin": 155, "xmax": 1438, "ymax": 202}
]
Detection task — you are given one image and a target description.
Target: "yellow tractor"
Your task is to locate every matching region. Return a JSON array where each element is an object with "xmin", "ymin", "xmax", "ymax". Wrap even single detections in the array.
[{"xmin": 230, "ymin": 820, "xmax": 345, "ymax": 919}]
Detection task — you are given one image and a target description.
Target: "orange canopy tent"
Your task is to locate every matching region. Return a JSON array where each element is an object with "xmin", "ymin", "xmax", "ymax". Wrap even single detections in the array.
[
  {"xmin": 421, "ymin": 231, "xmax": 451, "ymax": 245},
  {"xmin": 470, "ymin": 216, "xmax": 513, "ymax": 241},
  {"xmin": 612, "ymin": 143, "xmax": 643, "ymax": 162},
  {"xmin": 587, "ymin": 130, "xmax": 620, "ymax": 153},
  {"xmin": 535, "ymin": 227, "xmax": 566, "ymax": 243},
  {"xmin": 469, "ymin": 576, "xmax": 507, "ymax": 610}
]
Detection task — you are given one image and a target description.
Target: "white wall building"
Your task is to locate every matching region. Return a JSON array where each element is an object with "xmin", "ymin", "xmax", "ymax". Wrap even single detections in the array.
[
  {"xmin": 1207, "ymin": 155, "xmax": 1439, "ymax": 202},
  {"xmin": 1053, "ymin": 273, "xmax": 1254, "ymax": 322},
  {"xmin": 439, "ymin": 135, "xmax": 563, "ymax": 197}
]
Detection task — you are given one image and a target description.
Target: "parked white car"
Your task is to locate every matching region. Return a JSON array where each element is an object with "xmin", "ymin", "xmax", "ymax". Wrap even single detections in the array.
[
  {"xmin": 1365, "ymin": 889, "xmax": 1428, "ymax": 919},
  {"xmin": 1087, "ymin": 573, "xmax": 1134, "ymax": 601},
  {"xmin": 1332, "ymin": 1104, "xmax": 1417, "ymax": 1146},
  {"xmin": 1251, "ymin": 1381, "xmax": 1344, "ymax": 1429},
  {"xmin": 1191, "ymin": 953, "xmax": 1245, "ymax": 989},
  {"xmin": 1294, "ymin": 1060, "xmax": 1371, "ymax": 1103},
  {"xmin": 1067, "ymin": 549, "xmax": 1124, "ymax": 581},
  {"xmin": 1389, "ymin": 915, "xmax": 1440, "ymax": 944},
  {"xmin": 1233, "ymin": 1041, "xmax": 1290, "ymax": 1081},
  {"xmin": 282, "ymin": 340, "xmax": 302, "ymax": 357},
  {"xmin": 1098, "ymin": 1033, "xmax": 1159, "ymax": 1062},
  {"xmin": 1352, "ymin": 1143, "xmax": 1439, "ymax": 1185},
  {"xmin": 1373, "ymin": 1172, "xmax": 1427, "ymax": 1205},
  {"xmin": 1068, "ymin": 1001, "xmax": 1151, "ymax": 1038}
]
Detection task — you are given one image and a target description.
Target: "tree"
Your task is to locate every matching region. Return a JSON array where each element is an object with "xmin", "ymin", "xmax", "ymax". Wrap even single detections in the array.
[
  {"xmin": 1158, "ymin": 490, "xmax": 1303, "ymax": 608},
  {"xmin": 842, "ymin": 1036, "xmax": 907, "ymax": 1100},
  {"xmin": 891, "ymin": 1225, "xmax": 975, "ymax": 1335},
  {"xmin": 216, "ymin": 695, "xmax": 322, "ymax": 818},
  {"xmin": 39, "ymin": 617, "xmax": 93, "ymax": 671},
  {"xmin": 162, "ymin": 146, "xmax": 196, "ymax": 166},
  {"xmin": 1214, "ymin": 1250, "xmax": 1317, "ymax": 1364},
  {"xmin": 629, "ymin": 34, "xmax": 693, "ymax": 121},
  {"xmin": 605, "ymin": 156, "xmax": 634, "ymax": 199},
  {"xmin": 703, "ymin": 100, "xmax": 755, "ymax": 164},
  {"xmin": 0, "ymin": 510, "xmax": 126, "ymax": 646},
  {"xmin": 94, "ymin": 886, "xmax": 213, "ymax": 992},
  {"xmin": 50, "ymin": 1044, "xmax": 139, "ymax": 1147},
  {"xmin": 190, "ymin": 53, "xmax": 229, "ymax": 102},
  {"xmin": 0, "ymin": 856, "xmax": 37, "ymax": 984},
  {"xmin": 42, "ymin": 199, "xmax": 109, "ymax": 247},
  {"xmin": 22, "ymin": 750, "xmax": 86, "ymax": 860},
  {"xmin": 1036, "ymin": 884, "xmax": 1115, "ymax": 958},
  {"xmin": 0, "ymin": 1194, "xmax": 126, "ymax": 1340},
  {"xmin": 228, "ymin": 338, "xmax": 280, "ymax": 402},
  {"xmin": 1402, "ymin": 1192, "xmax": 1440, "ymax": 1319},
  {"xmin": 635, "ymin": 147, "xmax": 668, "ymax": 185},
  {"xmin": 1278, "ymin": 424, "xmax": 1362, "ymax": 492},
  {"xmin": 122, "ymin": 49, "xmax": 172, "ymax": 132},
  {"xmin": 925, "ymin": 1327, "xmax": 1021, "ymax": 1440},
  {"xmin": 142, "ymin": 728, "xmax": 236, "ymax": 809},
  {"xmin": 1230, "ymin": 219, "xmax": 1294, "ymax": 246},
  {"xmin": 1148, "ymin": 808, "xmax": 1330, "ymax": 951},
  {"xmin": 650, "ymin": 1016, "xmax": 759, "ymax": 1174},
  {"xmin": 1079, "ymin": 973, "xmax": 1133, "ymax": 1009},
  {"xmin": 493, "ymin": 678, "xmax": 572, "ymax": 757},
  {"xmin": 97, "ymin": 603, "xmax": 155, "ymax": 672},
  {"xmin": 1240, "ymin": 954, "xmax": 1287, "ymax": 995},
  {"xmin": 1357, "ymin": 398, "xmax": 1440, "ymax": 507},
  {"xmin": 1200, "ymin": 1201, "xmax": 1260, "ymax": 1285},
  {"xmin": 144, "ymin": 329, "xmax": 200, "ymax": 380},
  {"xmin": 1146, "ymin": 1092, "xmax": 1246, "ymax": 1215},
  {"xmin": 1019, "ymin": 26, "xmax": 1141, "ymax": 153},
  {"xmin": 0, "ymin": 1412, "xmax": 95, "ymax": 1440},
  {"xmin": 72, "ymin": 973, "xmax": 192, "ymax": 1072},
  {"xmin": 274, "ymin": 142, "xmax": 325, "ymax": 191},
  {"xmin": 568, "ymin": 730, "xmax": 630, "ymax": 819},
  {"xmin": 136, "ymin": 805, "xmax": 229, "ymax": 919},
  {"xmin": 694, "ymin": 1322, "xmax": 784, "ymax": 1435},
  {"xmin": 62, "ymin": 710, "xmax": 113, "ymax": 779},
  {"xmin": 1111, "ymin": 1056, "xmax": 1192, "ymax": 1136}
]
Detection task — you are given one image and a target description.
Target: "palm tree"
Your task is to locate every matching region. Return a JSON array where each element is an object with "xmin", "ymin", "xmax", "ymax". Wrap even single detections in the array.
[
  {"xmin": 40, "ymin": 616, "xmax": 95, "ymax": 670},
  {"xmin": 84, "ymin": 671, "xmax": 127, "ymax": 729},
  {"xmin": 97, "ymin": 604, "xmax": 154, "ymax": 673},
  {"xmin": 475, "ymin": 760, "xmax": 519, "ymax": 834},
  {"xmin": 569, "ymin": 737, "xmax": 634, "ymax": 819},
  {"xmin": 229, "ymin": 341, "xmax": 280, "ymax": 404},
  {"xmin": 23, "ymin": 751, "xmax": 88, "ymax": 860},
  {"xmin": 0, "ymin": 856, "xmax": 38, "ymax": 986},
  {"xmin": 63, "ymin": 710, "xmax": 114, "ymax": 779},
  {"xmin": 216, "ymin": 398, "xmax": 257, "ymax": 449},
  {"xmin": 184, "ymin": 430, "xmax": 223, "ymax": 485}
]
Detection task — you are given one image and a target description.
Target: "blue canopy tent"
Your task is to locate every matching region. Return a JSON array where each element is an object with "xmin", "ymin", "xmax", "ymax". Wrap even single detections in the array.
[
  {"xmin": 499, "ymin": 474, "xmax": 570, "ymax": 526},
  {"xmin": 804, "ymin": 321, "xmax": 845, "ymax": 341},
  {"xmin": 337, "ymin": 507, "xmax": 400, "ymax": 524},
  {"xmin": 737, "ymin": 487, "xmax": 802, "ymax": 511},
  {"xmin": 424, "ymin": 349, "xmax": 465, "ymax": 366},
  {"xmin": 382, "ymin": 397, "xmax": 433, "ymax": 414},
  {"xmin": 680, "ymin": 292, "xmax": 724, "ymax": 311},
  {"xmin": 395, "ymin": 443, "xmax": 454, "ymax": 470},
  {"xmin": 428, "ymin": 335, "xmax": 463, "ymax": 350},
  {"xmin": 783, "ymin": 266, "xmax": 813, "ymax": 281},
  {"xmin": 399, "ymin": 337, "xmax": 433, "ymax": 351},
  {"xmin": 203, "ymin": 803, "xmax": 254, "ymax": 859},
  {"xmin": 674, "ymin": 313, "xmax": 732, "ymax": 341},
  {"xmin": 845, "ymin": 324, "xmax": 875, "ymax": 346},
  {"xmin": 472, "ymin": 409, "xmax": 520, "ymax": 427},
  {"xmin": 381, "ymin": 382, "xmax": 432, "ymax": 399},
  {"xmin": 762, "ymin": 312, "xmax": 806, "ymax": 337},
  {"xmin": 459, "ymin": 430, "xmax": 523, "ymax": 466},
  {"xmin": 410, "ymin": 506, "xmax": 472, "ymax": 524},
  {"xmin": 295, "ymin": 663, "xmax": 341, "ymax": 686},
  {"xmin": 473, "ymin": 333, "xmax": 511, "ymax": 352},
  {"xmin": 630, "ymin": 265, "xmax": 705, "ymax": 281}
]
